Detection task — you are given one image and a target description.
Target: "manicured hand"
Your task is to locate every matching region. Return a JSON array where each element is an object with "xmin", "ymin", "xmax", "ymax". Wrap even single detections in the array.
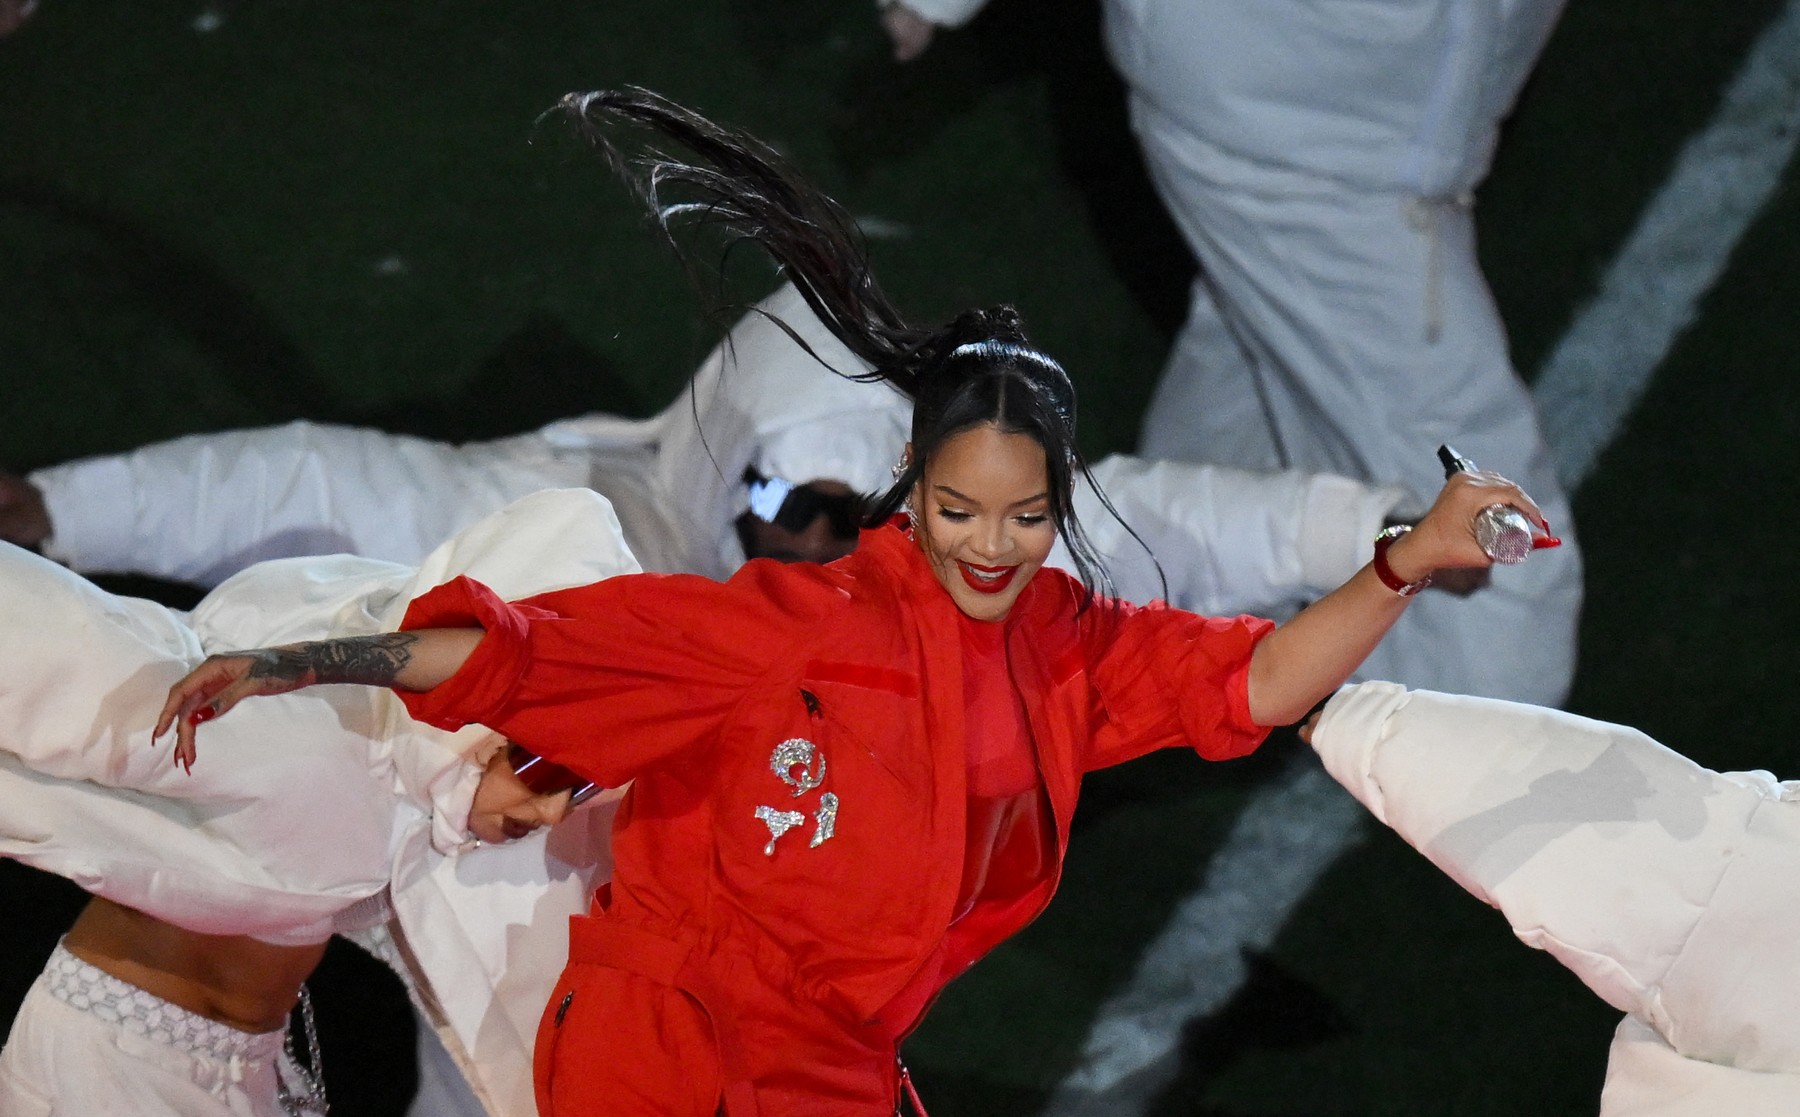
[
  {"xmin": 1386, "ymin": 469, "xmax": 1558, "ymax": 585},
  {"xmin": 154, "ymin": 648, "xmax": 319, "ymax": 771},
  {"xmin": 154, "ymin": 633, "xmax": 427, "ymax": 769},
  {"xmin": 880, "ymin": 2, "xmax": 937, "ymax": 62}
]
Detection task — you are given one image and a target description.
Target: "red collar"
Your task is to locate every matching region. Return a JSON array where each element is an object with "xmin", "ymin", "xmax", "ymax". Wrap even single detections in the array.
[{"xmin": 850, "ymin": 517, "xmax": 1083, "ymax": 633}]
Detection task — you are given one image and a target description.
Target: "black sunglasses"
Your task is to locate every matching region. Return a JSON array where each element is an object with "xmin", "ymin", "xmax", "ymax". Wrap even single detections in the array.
[
  {"xmin": 505, "ymin": 742, "xmax": 600, "ymax": 807},
  {"xmin": 742, "ymin": 467, "xmax": 865, "ymax": 540}
]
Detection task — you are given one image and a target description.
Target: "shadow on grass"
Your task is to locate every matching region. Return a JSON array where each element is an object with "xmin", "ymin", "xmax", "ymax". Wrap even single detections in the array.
[
  {"xmin": 3, "ymin": 180, "xmax": 646, "ymax": 464},
  {"xmin": 0, "ymin": 180, "xmax": 337, "ymax": 427},
  {"xmin": 905, "ymin": 947, "xmax": 1348, "ymax": 1117},
  {"xmin": 360, "ymin": 310, "xmax": 647, "ymax": 443},
  {"xmin": 1145, "ymin": 948, "xmax": 1352, "ymax": 1117},
  {"xmin": 1071, "ymin": 724, "xmax": 1301, "ymax": 838}
]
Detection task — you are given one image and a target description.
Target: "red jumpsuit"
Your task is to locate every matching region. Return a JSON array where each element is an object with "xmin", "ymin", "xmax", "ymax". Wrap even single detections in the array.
[{"xmin": 398, "ymin": 521, "xmax": 1272, "ymax": 1115}]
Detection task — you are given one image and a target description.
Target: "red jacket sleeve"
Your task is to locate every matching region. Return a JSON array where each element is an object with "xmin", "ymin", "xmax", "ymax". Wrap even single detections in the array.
[
  {"xmin": 395, "ymin": 562, "xmax": 843, "ymax": 787},
  {"xmin": 1078, "ymin": 594, "xmax": 1274, "ymax": 772}
]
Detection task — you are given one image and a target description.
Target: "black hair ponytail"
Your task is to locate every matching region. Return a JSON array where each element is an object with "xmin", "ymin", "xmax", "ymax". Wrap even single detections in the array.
[
  {"xmin": 558, "ymin": 86, "xmax": 1149, "ymax": 606},
  {"xmin": 559, "ymin": 87, "xmax": 928, "ymax": 394}
]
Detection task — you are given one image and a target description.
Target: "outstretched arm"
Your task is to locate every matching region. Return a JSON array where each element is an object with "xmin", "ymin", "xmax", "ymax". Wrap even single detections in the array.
[
  {"xmin": 1073, "ymin": 454, "xmax": 1412, "ymax": 614},
  {"xmin": 156, "ymin": 627, "xmax": 485, "ymax": 768},
  {"xmin": 28, "ymin": 421, "xmax": 581, "ymax": 586},
  {"xmin": 1307, "ymin": 681, "xmax": 1800, "ymax": 1067},
  {"xmin": 1245, "ymin": 467, "xmax": 1557, "ymax": 726}
]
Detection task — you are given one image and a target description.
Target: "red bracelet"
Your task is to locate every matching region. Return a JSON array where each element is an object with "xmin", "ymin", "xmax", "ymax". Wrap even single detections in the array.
[{"xmin": 1373, "ymin": 525, "xmax": 1432, "ymax": 597}]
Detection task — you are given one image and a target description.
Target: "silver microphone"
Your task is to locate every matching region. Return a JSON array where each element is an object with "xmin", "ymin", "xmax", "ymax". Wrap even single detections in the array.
[{"xmin": 1437, "ymin": 444, "xmax": 1533, "ymax": 564}]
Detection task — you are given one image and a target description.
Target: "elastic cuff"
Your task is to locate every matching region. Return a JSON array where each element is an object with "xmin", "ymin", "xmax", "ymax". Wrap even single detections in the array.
[{"xmin": 396, "ymin": 576, "xmax": 534, "ymax": 731}]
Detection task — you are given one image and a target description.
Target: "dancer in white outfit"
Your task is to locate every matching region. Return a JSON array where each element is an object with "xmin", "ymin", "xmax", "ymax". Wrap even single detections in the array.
[
  {"xmin": 1310, "ymin": 682, "xmax": 1800, "ymax": 1115},
  {"xmin": 3, "ymin": 284, "xmax": 1413, "ymax": 625},
  {"xmin": 879, "ymin": 0, "xmax": 1583, "ymax": 706},
  {"xmin": 0, "ymin": 489, "xmax": 632, "ymax": 1117}
]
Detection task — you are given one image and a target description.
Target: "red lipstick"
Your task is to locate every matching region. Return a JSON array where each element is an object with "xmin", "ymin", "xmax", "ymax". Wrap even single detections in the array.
[{"xmin": 957, "ymin": 560, "xmax": 1018, "ymax": 595}]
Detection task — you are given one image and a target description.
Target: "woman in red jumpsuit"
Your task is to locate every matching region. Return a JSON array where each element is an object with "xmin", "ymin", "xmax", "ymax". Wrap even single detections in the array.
[{"xmin": 159, "ymin": 89, "xmax": 1558, "ymax": 1115}]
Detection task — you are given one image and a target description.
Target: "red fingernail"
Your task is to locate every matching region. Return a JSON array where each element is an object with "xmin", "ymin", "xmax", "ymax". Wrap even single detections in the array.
[
  {"xmin": 188, "ymin": 706, "xmax": 216, "ymax": 725},
  {"xmin": 1533, "ymin": 535, "xmax": 1563, "ymax": 550}
]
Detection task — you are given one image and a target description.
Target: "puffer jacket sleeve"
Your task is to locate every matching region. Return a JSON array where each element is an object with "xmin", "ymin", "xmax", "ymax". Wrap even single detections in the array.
[
  {"xmin": 1313, "ymin": 682, "xmax": 1800, "ymax": 1075},
  {"xmin": 1075, "ymin": 587, "xmax": 1274, "ymax": 771},
  {"xmin": 1071, "ymin": 454, "xmax": 1408, "ymax": 615},
  {"xmin": 395, "ymin": 560, "xmax": 842, "ymax": 787},
  {"xmin": 34, "ymin": 420, "xmax": 589, "ymax": 586},
  {"xmin": 892, "ymin": 0, "xmax": 990, "ymax": 30}
]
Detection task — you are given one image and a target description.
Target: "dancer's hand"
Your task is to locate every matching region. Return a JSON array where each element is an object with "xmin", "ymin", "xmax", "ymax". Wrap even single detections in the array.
[
  {"xmin": 1429, "ymin": 566, "xmax": 1491, "ymax": 596},
  {"xmin": 0, "ymin": 0, "xmax": 38, "ymax": 37},
  {"xmin": 1297, "ymin": 708, "xmax": 1323, "ymax": 745},
  {"xmin": 0, "ymin": 471, "xmax": 51, "ymax": 551}
]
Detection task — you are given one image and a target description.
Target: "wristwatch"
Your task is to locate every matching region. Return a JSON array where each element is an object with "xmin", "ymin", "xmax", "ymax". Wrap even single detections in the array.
[{"xmin": 1372, "ymin": 524, "xmax": 1432, "ymax": 597}]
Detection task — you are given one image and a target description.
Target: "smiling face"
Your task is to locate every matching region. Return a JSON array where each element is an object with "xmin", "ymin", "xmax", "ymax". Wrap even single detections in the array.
[
  {"xmin": 467, "ymin": 747, "xmax": 574, "ymax": 845},
  {"xmin": 910, "ymin": 422, "xmax": 1058, "ymax": 623}
]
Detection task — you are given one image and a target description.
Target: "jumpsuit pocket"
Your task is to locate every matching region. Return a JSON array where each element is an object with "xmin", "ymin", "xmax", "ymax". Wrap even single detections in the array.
[
  {"xmin": 533, "ymin": 975, "xmax": 577, "ymax": 1115},
  {"xmin": 539, "ymin": 968, "xmax": 723, "ymax": 1117},
  {"xmin": 798, "ymin": 665, "xmax": 926, "ymax": 788}
]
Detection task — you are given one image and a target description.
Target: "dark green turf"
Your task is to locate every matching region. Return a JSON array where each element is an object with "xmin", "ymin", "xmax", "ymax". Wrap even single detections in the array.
[
  {"xmin": 0, "ymin": 0, "xmax": 1174, "ymax": 463},
  {"xmin": 4, "ymin": 0, "xmax": 1798, "ymax": 1114}
]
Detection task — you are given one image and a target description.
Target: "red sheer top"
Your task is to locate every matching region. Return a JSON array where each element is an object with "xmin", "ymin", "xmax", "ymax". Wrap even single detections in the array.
[{"xmin": 874, "ymin": 613, "xmax": 1056, "ymax": 1034}]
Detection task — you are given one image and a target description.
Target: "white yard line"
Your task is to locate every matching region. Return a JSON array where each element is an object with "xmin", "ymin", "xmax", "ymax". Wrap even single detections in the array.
[
  {"xmin": 1040, "ymin": 4, "xmax": 1800, "ymax": 1111},
  {"xmin": 1042, "ymin": 755, "xmax": 1365, "ymax": 1113},
  {"xmin": 1536, "ymin": 0, "xmax": 1800, "ymax": 488}
]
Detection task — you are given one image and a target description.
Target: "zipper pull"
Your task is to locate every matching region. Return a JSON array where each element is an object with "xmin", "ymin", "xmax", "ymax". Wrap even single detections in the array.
[{"xmin": 896, "ymin": 1058, "xmax": 929, "ymax": 1116}]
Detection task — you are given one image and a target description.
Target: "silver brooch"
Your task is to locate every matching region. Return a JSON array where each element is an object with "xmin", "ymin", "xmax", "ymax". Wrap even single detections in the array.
[
  {"xmin": 770, "ymin": 738, "xmax": 826, "ymax": 796},
  {"xmin": 754, "ymin": 806, "xmax": 807, "ymax": 856},
  {"xmin": 810, "ymin": 792, "xmax": 839, "ymax": 848}
]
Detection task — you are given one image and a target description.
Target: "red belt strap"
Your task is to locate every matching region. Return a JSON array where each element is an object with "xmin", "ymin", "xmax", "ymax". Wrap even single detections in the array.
[{"xmin": 567, "ymin": 914, "xmax": 694, "ymax": 984}]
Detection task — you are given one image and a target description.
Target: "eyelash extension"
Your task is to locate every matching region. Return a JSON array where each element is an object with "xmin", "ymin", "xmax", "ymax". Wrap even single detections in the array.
[{"xmin": 935, "ymin": 507, "xmax": 1049, "ymax": 526}]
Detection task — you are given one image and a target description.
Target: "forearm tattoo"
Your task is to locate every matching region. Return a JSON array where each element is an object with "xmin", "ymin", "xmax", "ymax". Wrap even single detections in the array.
[{"xmin": 247, "ymin": 633, "xmax": 420, "ymax": 687}]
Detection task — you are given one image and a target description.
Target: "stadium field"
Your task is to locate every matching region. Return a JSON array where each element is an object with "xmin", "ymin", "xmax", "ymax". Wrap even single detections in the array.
[{"xmin": 2, "ymin": 1, "xmax": 1797, "ymax": 1113}]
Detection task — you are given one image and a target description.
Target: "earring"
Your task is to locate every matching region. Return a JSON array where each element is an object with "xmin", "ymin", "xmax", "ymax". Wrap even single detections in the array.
[{"xmin": 892, "ymin": 452, "xmax": 914, "ymax": 521}]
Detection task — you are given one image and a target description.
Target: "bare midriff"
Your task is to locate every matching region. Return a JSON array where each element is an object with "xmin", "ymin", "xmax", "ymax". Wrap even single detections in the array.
[{"xmin": 62, "ymin": 896, "xmax": 329, "ymax": 1034}]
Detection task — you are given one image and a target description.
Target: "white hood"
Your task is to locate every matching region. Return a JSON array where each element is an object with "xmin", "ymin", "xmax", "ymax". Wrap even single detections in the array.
[{"xmin": 539, "ymin": 282, "xmax": 911, "ymax": 578}]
